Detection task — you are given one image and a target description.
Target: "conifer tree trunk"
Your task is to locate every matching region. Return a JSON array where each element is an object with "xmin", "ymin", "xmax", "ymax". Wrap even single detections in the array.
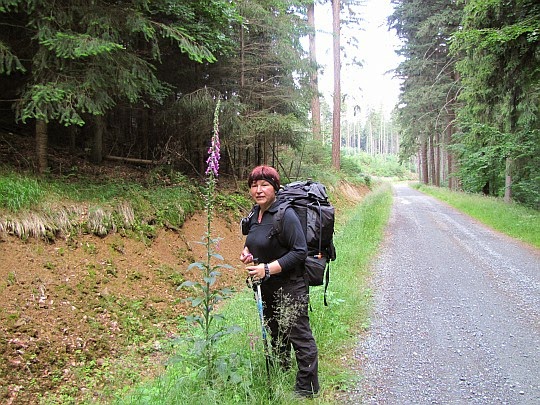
[
  {"xmin": 91, "ymin": 115, "xmax": 104, "ymax": 164},
  {"xmin": 448, "ymin": 151, "xmax": 455, "ymax": 189},
  {"xmin": 36, "ymin": 119, "xmax": 48, "ymax": 174},
  {"xmin": 420, "ymin": 139, "xmax": 429, "ymax": 184},
  {"xmin": 356, "ymin": 121, "xmax": 361, "ymax": 153},
  {"xmin": 504, "ymin": 157, "xmax": 513, "ymax": 203},
  {"xmin": 331, "ymin": 0, "xmax": 341, "ymax": 170},
  {"xmin": 308, "ymin": 2, "xmax": 321, "ymax": 141},
  {"xmin": 369, "ymin": 121, "xmax": 374, "ymax": 155},
  {"xmin": 347, "ymin": 121, "xmax": 352, "ymax": 149},
  {"xmin": 446, "ymin": 108, "xmax": 459, "ymax": 190},
  {"xmin": 141, "ymin": 109, "xmax": 149, "ymax": 160},
  {"xmin": 429, "ymin": 135, "xmax": 436, "ymax": 185},
  {"xmin": 504, "ymin": 90, "xmax": 518, "ymax": 203},
  {"xmin": 240, "ymin": 23, "xmax": 245, "ymax": 89},
  {"xmin": 69, "ymin": 126, "xmax": 77, "ymax": 155},
  {"xmin": 434, "ymin": 131, "xmax": 441, "ymax": 186}
]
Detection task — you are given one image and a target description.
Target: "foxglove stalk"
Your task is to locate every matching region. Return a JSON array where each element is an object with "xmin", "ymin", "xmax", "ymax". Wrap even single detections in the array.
[
  {"xmin": 205, "ymin": 99, "xmax": 221, "ymax": 177},
  {"xmin": 179, "ymin": 97, "xmax": 234, "ymax": 383}
]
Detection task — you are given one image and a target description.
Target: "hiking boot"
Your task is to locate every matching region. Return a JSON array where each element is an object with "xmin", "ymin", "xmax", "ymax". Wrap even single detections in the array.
[{"xmin": 294, "ymin": 388, "xmax": 319, "ymax": 399}]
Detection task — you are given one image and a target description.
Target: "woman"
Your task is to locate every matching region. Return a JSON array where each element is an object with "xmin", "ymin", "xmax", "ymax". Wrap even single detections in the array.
[{"xmin": 239, "ymin": 165, "xmax": 319, "ymax": 397}]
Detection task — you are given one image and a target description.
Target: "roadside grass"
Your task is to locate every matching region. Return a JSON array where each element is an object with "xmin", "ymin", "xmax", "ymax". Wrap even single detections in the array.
[
  {"xmin": 413, "ymin": 183, "xmax": 540, "ymax": 248},
  {"xmin": 111, "ymin": 182, "xmax": 394, "ymax": 404}
]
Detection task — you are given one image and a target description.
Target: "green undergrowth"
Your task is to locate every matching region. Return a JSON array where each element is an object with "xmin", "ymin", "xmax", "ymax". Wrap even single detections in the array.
[
  {"xmin": 414, "ymin": 183, "xmax": 540, "ymax": 248},
  {"xmin": 0, "ymin": 167, "xmax": 251, "ymax": 240},
  {"xmin": 110, "ymin": 182, "xmax": 394, "ymax": 404}
]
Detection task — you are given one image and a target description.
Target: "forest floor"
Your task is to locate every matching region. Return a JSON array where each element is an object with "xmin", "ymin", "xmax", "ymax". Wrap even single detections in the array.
[{"xmin": 0, "ymin": 132, "xmax": 368, "ymax": 404}]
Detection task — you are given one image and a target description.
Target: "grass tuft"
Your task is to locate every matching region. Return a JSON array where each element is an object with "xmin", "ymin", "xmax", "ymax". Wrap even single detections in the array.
[
  {"xmin": 88, "ymin": 207, "xmax": 115, "ymax": 236},
  {"xmin": 0, "ymin": 172, "xmax": 45, "ymax": 211}
]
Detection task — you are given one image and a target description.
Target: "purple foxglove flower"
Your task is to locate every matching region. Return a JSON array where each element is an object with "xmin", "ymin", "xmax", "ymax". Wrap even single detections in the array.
[{"xmin": 205, "ymin": 133, "xmax": 220, "ymax": 177}]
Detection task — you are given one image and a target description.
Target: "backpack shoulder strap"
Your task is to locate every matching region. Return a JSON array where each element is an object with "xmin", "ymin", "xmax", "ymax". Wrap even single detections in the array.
[
  {"xmin": 270, "ymin": 199, "xmax": 291, "ymax": 238},
  {"xmin": 241, "ymin": 204, "xmax": 257, "ymax": 235}
]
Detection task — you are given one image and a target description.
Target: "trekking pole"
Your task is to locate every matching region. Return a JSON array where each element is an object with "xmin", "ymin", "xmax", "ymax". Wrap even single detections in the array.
[{"xmin": 248, "ymin": 259, "xmax": 271, "ymax": 383}]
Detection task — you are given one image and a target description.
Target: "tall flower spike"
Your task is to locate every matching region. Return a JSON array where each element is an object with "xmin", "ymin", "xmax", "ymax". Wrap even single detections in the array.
[{"xmin": 205, "ymin": 99, "xmax": 221, "ymax": 177}]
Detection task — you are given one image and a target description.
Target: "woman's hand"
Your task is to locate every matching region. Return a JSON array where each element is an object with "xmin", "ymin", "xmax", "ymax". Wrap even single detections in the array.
[
  {"xmin": 246, "ymin": 263, "xmax": 265, "ymax": 280},
  {"xmin": 239, "ymin": 247, "xmax": 253, "ymax": 264}
]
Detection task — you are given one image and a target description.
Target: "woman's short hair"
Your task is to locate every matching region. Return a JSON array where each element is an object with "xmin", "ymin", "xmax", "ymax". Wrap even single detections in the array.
[{"xmin": 248, "ymin": 165, "xmax": 280, "ymax": 191}]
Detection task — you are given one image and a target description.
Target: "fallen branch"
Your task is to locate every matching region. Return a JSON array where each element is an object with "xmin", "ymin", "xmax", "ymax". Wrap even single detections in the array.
[{"xmin": 104, "ymin": 155, "xmax": 157, "ymax": 165}]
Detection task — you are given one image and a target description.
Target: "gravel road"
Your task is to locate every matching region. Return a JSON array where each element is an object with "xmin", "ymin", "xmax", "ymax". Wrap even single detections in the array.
[{"xmin": 344, "ymin": 184, "xmax": 540, "ymax": 404}]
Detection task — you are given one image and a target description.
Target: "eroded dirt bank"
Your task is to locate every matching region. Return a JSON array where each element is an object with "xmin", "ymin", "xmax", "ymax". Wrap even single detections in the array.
[{"xmin": 0, "ymin": 212, "xmax": 247, "ymax": 404}]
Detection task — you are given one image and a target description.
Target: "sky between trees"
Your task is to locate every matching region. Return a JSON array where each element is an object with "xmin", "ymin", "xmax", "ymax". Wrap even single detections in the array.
[{"xmin": 313, "ymin": 0, "xmax": 403, "ymax": 119}]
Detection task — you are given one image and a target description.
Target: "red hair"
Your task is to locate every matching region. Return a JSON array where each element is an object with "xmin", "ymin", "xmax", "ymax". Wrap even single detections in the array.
[{"xmin": 247, "ymin": 165, "xmax": 280, "ymax": 191}]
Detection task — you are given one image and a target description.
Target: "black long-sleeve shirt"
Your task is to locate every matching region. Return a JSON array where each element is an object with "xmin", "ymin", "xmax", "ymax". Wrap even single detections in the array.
[{"xmin": 244, "ymin": 200, "xmax": 307, "ymax": 279}]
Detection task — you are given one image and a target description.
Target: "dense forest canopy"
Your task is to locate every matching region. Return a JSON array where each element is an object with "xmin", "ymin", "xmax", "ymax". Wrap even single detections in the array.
[
  {"xmin": 0, "ymin": 0, "xmax": 318, "ymax": 179},
  {"xmin": 390, "ymin": 0, "xmax": 539, "ymax": 208},
  {"xmin": 0, "ymin": 0, "xmax": 538, "ymax": 208}
]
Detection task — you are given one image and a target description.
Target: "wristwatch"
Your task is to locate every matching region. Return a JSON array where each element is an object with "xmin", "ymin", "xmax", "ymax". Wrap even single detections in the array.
[{"xmin": 264, "ymin": 263, "xmax": 270, "ymax": 281}]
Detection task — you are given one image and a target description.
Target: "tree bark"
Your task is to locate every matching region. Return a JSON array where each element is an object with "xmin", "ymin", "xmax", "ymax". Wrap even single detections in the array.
[
  {"xmin": 446, "ymin": 105, "xmax": 460, "ymax": 191},
  {"xmin": 368, "ymin": 120, "xmax": 373, "ymax": 155},
  {"xmin": 331, "ymin": 0, "xmax": 341, "ymax": 170},
  {"xmin": 91, "ymin": 115, "xmax": 104, "ymax": 164},
  {"xmin": 420, "ymin": 139, "xmax": 429, "ymax": 184},
  {"xmin": 347, "ymin": 121, "xmax": 351, "ymax": 149},
  {"xmin": 140, "ymin": 108, "xmax": 149, "ymax": 160},
  {"xmin": 240, "ymin": 22, "xmax": 245, "ymax": 89},
  {"xmin": 380, "ymin": 114, "xmax": 386, "ymax": 154},
  {"xmin": 417, "ymin": 150, "xmax": 422, "ymax": 181},
  {"xmin": 308, "ymin": 2, "xmax": 321, "ymax": 141},
  {"xmin": 69, "ymin": 125, "xmax": 77, "ymax": 155},
  {"xmin": 434, "ymin": 131, "xmax": 440, "ymax": 186},
  {"xmin": 504, "ymin": 157, "xmax": 513, "ymax": 203},
  {"xmin": 428, "ymin": 135, "xmax": 436, "ymax": 185},
  {"xmin": 35, "ymin": 119, "xmax": 48, "ymax": 174}
]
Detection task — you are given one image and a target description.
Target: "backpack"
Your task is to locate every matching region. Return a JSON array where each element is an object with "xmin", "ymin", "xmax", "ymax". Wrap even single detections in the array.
[{"xmin": 242, "ymin": 180, "xmax": 336, "ymax": 305}]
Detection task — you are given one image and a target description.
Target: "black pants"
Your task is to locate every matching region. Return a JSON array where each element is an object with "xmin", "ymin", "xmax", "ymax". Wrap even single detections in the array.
[{"xmin": 261, "ymin": 277, "xmax": 319, "ymax": 395}]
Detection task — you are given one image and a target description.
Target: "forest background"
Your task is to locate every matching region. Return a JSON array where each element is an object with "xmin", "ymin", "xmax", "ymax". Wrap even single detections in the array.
[{"xmin": 0, "ymin": 0, "xmax": 538, "ymax": 208}]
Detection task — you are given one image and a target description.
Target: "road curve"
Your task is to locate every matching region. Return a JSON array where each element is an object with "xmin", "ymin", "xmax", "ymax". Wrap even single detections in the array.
[{"xmin": 345, "ymin": 184, "xmax": 540, "ymax": 404}]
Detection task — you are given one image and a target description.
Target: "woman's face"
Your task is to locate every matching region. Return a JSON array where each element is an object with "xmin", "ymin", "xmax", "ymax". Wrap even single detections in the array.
[{"xmin": 250, "ymin": 179, "xmax": 276, "ymax": 209}]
